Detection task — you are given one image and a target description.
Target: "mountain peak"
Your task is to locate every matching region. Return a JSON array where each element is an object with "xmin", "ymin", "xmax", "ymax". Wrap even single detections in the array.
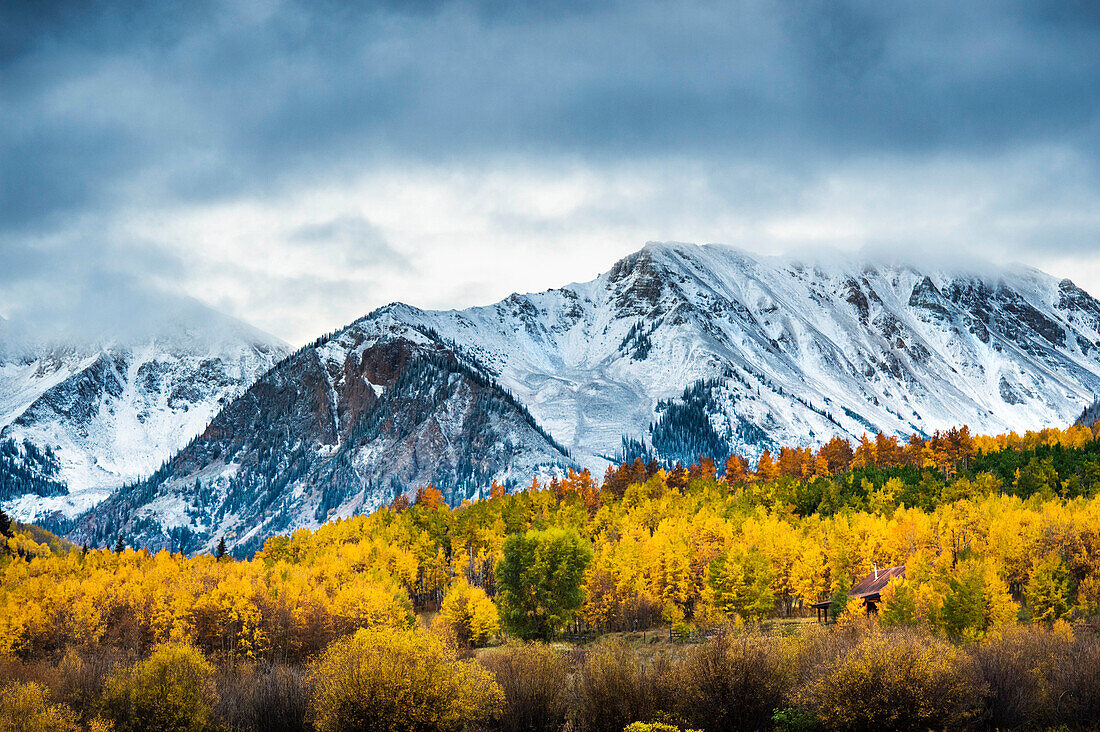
[{"xmin": 28, "ymin": 241, "xmax": 1100, "ymax": 555}]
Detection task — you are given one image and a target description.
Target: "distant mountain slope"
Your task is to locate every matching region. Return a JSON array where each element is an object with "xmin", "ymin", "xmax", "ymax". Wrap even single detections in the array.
[
  {"xmin": 73, "ymin": 242, "xmax": 1100, "ymax": 554},
  {"xmin": 0, "ymin": 302, "xmax": 290, "ymax": 520},
  {"xmin": 72, "ymin": 315, "xmax": 572, "ymax": 555}
]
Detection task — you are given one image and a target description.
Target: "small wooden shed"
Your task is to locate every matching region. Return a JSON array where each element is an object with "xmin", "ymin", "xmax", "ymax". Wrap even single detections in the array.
[{"xmin": 811, "ymin": 565, "xmax": 906, "ymax": 622}]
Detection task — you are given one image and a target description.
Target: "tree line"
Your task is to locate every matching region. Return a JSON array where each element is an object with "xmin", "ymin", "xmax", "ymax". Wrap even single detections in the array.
[{"xmin": 3, "ymin": 422, "xmax": 1100, "ymax": 728}]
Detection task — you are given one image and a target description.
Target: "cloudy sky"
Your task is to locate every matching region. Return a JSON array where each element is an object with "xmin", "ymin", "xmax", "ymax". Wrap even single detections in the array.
[{"xmin": 2, "ymin": 0, "xmax": 1099, "ymax": 345}]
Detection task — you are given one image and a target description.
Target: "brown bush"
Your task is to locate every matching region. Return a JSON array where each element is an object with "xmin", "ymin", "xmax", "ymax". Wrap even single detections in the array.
[
  {"xmin": 212, "ymin": 660, "xmax": 311, "ymax": 732},
  {"xmin": 480, "ymin": 643, "xmax": 570, "ymax": 732},
  {"xmin": 673, "ymin": 628, "xmax": 795, "ymax": 732},
  {"xmin": 973, "ymin": 625, "xmax": 1074, "ymax": 729},
  {"xmin": 801, "ymin": 628, "xmax": 984, "ymax": 731},
  {"xmin": 0, "ymin": 656, "xmax": 57, "ymax": 692},
  {"xmin": 974, "ymin": 626, "xmax": 1100, "ymax": 728},
  {"xmin": 567, "ymin": 640, "xmax": 676, "ymax": 732},
  {"xmin": 1061, "ymin": 632, "xmax": 1100, "ymax": 724},
  {"xmin": 54, "ymin": 646, "xmax": 132, "ymax": 723}
]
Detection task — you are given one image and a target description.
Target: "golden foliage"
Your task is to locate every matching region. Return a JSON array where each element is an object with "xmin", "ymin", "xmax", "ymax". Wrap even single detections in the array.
[
  {"xmin": 803, "ymin": 630, "xmax": 982, "ymax": 730},
  {"xmin": 309, "ymin": 626, "xmax": 503, "ymax": 732},
  {"xmin": 5, "ymin": 421, "xmax": 1100, "ymax": 664},
  {"xmin": 435, "ymin": 579, "xmax": 499, "ymax": 647},
  {"xmin": 0, "ymin": 681, "xmax": 81, "ymax": 732},
  {"xmin": 101, "ymin": 642, "xmax": 214, "ymax": 732}
]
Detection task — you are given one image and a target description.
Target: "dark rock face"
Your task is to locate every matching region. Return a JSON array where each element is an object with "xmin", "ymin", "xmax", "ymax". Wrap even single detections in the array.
[
  {"xmin": 609, "ymin": 248, "xmax": 669, "ymax": 317},
  {"xmin": 908, "ymin": 277, "xmax": 952, "ymax": 319},
  {"xmin": 845, "ymin": 278, "xmax": 871, "ymax": 324},
  {"xmin": 994, "ymin": 284, "xmax": 1066, "ymax": 350},
  {"xmin": 14, "ymin": 353, "xmax": 127, "ymax": 431},
  {"xmin": 1076, "ymin": 397, "xmax": 1100, "ymax": 428}
]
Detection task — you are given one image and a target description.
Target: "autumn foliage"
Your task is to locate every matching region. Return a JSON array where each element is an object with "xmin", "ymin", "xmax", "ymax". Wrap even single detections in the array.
[
  {"xmin": 309, "ymin": 626, "xmax": 503, "ymax": 732},
  {"xmin": 1, "ymin": 422, "xmax": 1100, "ymax": 727}
]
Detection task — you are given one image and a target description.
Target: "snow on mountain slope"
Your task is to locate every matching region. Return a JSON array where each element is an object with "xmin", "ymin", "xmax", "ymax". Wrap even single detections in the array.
[
  {"xmin": 73, "ymin": 314, "xmax": 573, "ymax": 555},
  {"xmin": 0, "ymin": 304, "xmax": 290, "ymax": 520},
  {"xmin": 366, "ymin": 242, "xmax": 1100, "ymax": 469},
  {"xmin": 70, "ymin": 242, "xmax": 1100, "ymax": 555}
]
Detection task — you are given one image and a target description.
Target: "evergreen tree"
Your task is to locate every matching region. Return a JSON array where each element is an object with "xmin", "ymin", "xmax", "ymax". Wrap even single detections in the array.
[
  {"xmin": 829, "ymin": 576, "xmax": 852, "ymax": 623},
  {"xmin": 215, "ymin": 537, "xmax": 227, "ymax": 560},
  {"xmin": 114, "ymin": 534, "xmax": 125, "ymax": 554},
  {"xmin": 0, "ymin": 509, "xmax": 10, "ymax": 537}
]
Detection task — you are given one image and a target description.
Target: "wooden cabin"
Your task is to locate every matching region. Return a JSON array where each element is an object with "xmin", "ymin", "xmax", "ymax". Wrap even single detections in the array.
[{"xmin": 811, "ymin": 565, "xmax": 906, "ymax": 622}]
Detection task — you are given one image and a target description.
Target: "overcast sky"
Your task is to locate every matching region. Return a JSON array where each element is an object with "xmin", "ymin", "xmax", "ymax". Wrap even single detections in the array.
[{"xmin": 2, "ymin": 0, "xmax": 1099, "ymax": 345}]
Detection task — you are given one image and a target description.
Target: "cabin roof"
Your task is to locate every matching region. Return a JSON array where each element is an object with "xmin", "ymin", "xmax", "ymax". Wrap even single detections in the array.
[
  {"xmin": 809, "ymin": 565, "xmax": 906, "ymax": 609},
  {"xmin": 849, "ymin": 565, "xmax": 906, "ymax": 600}
]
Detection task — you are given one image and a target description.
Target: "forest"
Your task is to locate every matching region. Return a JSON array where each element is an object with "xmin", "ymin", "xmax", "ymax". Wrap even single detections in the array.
[{"xmin": 3, "ymin": 423, "xmax": 1100, "ymax": 730}]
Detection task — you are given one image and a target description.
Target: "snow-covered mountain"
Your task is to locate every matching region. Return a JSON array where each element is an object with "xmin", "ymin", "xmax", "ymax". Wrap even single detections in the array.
[
  {"xmin": 72, "ymin": 242, "xmax": 1100, "ymax": 554},
  {"xmin": 363, "ymin": 242, "xmax": 1100, "ymax": 467},
  {"xmin": 0, "ymin": 303, "xmax": 290, "ymax": 520},
  {"xmin": 74, "ymin": 314, "xmax": 573, "ymax": 555}
]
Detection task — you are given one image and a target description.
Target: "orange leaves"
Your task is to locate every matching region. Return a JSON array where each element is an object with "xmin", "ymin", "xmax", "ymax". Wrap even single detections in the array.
[{"xmin": 414, "ymin": 485, "xmax": 445, "ymax": 510}]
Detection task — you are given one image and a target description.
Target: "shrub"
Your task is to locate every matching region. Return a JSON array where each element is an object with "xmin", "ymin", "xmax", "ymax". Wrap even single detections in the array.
[
  {"xmin": 101, "ymin": 642, "xmax": 215, "ymax": 732},
  {"xmin": 674, "ymin": 629, "xmax": 795, "ymax": 732},
  {"xmin": 0, "ymin": 681, "xmax": 80, "ymax": 732},
  {"xmin": 480, "ymin": 643, "xmax": 570, "ymax": 732},
  {"xmin": 1062, "ymin": 631, "xmax": 1100, "ymax": 723},
  {"xmin": 0, "ymin": 656, "xmax": 58, "ymax": 694},
  {"xmin": 975, "ymin": 624, "xmax": 1100, "ymax": 729},
  {"xmin": 973, "ymin": 625, "xmax": 1072, "ymax": 729},
  {"xmin": 212, "ymin": 660, "xmax": 311, "ymax": 732},
  {"xmin": 568, "ymin": 641, "xmax": 675, "ymax": 732},
  {"xmin": 436, "ymin": 579, "xmax": 500, "ymax": 647},
  {"xmin": 623, "ymin": 723, "xmax": 700, "ymax": 732},
  {"xmin": 309, "ymin": 626, "xmax": 504, "ymax": 732},
  {"xmin": 55, "ymin": 646, "xmax": 131, "ymax": 724},
  {"xmin": 802, "ymin": 629, "xmax": 983, "ymax": 731}
]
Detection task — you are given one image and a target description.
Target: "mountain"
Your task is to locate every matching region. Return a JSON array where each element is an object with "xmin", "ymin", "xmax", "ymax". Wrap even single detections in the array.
[
  {"xmin": 72, "ymin": 242, "xmax": 1100, "ymax": 553},
  {"xmin": 350, "ymin": 243, "xmax": 1100, "ymax": 467},
  {"xmin": 74, "ymin": 313, "xmax": 573, "ymax": 555},
  {"xmin": 0, "ymin": 301, "xmax": 290, "ymax": 521}
]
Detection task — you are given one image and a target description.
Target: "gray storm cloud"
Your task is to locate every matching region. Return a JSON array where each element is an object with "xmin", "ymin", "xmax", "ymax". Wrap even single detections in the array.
[{"xmin": 1, "ymin": 0, "xmax": 1098, "ymax": 343}]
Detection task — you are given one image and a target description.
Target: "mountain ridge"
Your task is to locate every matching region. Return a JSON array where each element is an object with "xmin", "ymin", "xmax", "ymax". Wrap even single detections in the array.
[
  {"xmin": 71, "ymin": 314, "xmax": 574, "ymax": 555},
  {"xmin": 59, "ymin": 242, "xmax": 1100, "ymax": 553},
  {"xmin": 0, "ymin": 299, "xmax": 291, "ymax": 519}
]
